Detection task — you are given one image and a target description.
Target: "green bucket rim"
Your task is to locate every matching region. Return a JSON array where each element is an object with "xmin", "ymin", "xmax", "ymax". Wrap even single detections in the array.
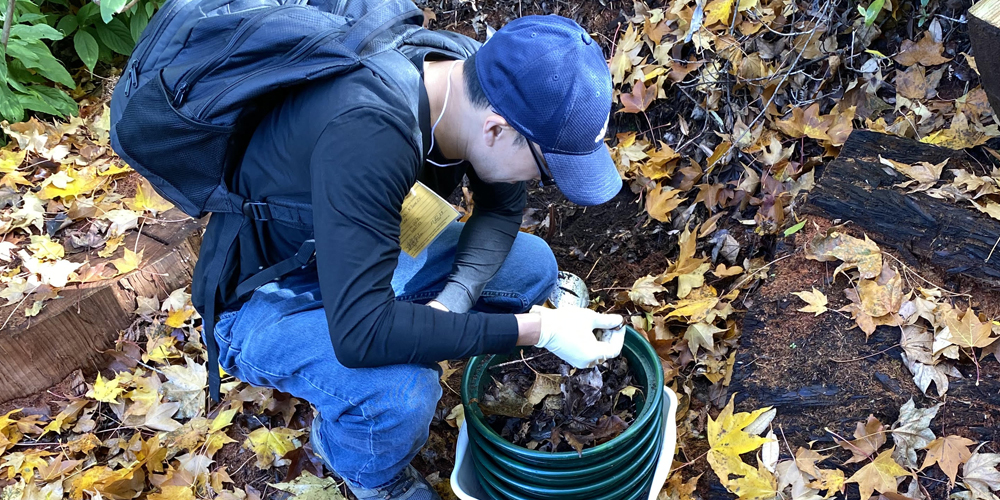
[
  {"xmin": 469, "ymin": 410, "xmax": 663, "ymax": 498},
  {"xmin": 461, "ymin": 327, "xmax": 664, "ymax": 463}
]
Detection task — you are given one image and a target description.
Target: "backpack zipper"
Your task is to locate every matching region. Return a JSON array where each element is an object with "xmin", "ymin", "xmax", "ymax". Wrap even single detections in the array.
[
  {"xmin": 172, "ymin": 4, "xmax": 299, "ymax": 107},
  {"xmin": 195, "ymin": 27, "xmax": 350, "ymax": 120},
  {"xmin": 123, "ymin": 0, "xmax": 188, "ymax": 95}
]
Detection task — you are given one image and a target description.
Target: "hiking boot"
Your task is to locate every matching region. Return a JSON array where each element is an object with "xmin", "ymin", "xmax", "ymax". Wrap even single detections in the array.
[
  {"xmin": 346, "ymin": 464, "xmax": 443, "ymax": 500},
  {"xmin": 311, "ymin": 413, "xmax": 440, "ymax": 500}
]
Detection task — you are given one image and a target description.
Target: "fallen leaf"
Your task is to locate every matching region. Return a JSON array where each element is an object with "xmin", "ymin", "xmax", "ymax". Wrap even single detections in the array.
[
  {"xmin": 942, "ymin": 308, "xmax": 996, "ymax": 348},
  {"xmin": 525, "ymin": 373, "xmax": 562, "ymax": 406},
  {"xmin": 685, "ymin": 322, "xmax": 726, "ymax": 355},
  {"xmin": 894, "ymin": 35, "xmax": 952, "ymax": 67},
  {"xmin": 792, "ymin": 288, "xmax": 828, "ymax": 316},
  {"xmin": 630, "ymin": 275, "xmax": 666, "ymax": 308},
  {"xmin": 269, "ymin": 472, "xmax": 346, "ymax": 500},
  {"xmin": 245, "ymin": 427, "xmax": 304, "ymax": 469},
  {"xmin": 896, "ymin": 65, "xmax": 931, "ymax": 100},
  {"xmin": 86, "ymin": 374, "xmax": 124, "ymax": 403},
  {"xmin": 879, "ymin": 155, "xmax": 947, "ymax": 192},
  {"xmin": 846, "ymin": 448, "xmax": 910, "ymax": 500},
  {"xmin": 921, "ymin": 435, "xmax": 975, "ymax": 486},
  {"xmin": 836, "ymin": 415, "xmax": 886, "ymax": 464},
  {"xmin": 110, "ymin": 248, "xmax": 143, "ymax": 275},
  {"xmin": 890, "ymin": 398, "xmax": 941, "ymax": 468},
  {"xmin": 620, "ymin": 80, "xmax": 656, "ymax": 113},
  {"xmin": 646, "ymin": 185, "xmax": 685, "ymax": 222},
  {"xmin": 130, "ymin": 179, "xmax": 174, "ymax": 215},
  {"xmin": 962, "ymin": 451, "xmax": 1000, "ymax": 499},
  {"xmin": 806, "ymin": 230, "xmax": 882, "ymax": 279}
]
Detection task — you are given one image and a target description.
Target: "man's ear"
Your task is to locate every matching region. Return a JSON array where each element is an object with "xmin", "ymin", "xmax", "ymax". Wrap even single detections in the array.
[{"xmin": 482, "ymin": 113, "xmax": 509, "ymax": 148}]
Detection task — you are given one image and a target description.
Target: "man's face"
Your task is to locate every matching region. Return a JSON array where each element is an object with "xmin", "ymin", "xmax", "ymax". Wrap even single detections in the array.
[{"xmin": 467, "ymin": 118, "xmax": 543, "ymax": 184}]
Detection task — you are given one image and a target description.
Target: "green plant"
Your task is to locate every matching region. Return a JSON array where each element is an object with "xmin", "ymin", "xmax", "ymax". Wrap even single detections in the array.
[
  {"xmin": 857, "ymin": 0, "xmax": 886, "ymax": 28},
  {"xmin": 0, "ymin": 0, "xmax": 158, "ymax": 124}
]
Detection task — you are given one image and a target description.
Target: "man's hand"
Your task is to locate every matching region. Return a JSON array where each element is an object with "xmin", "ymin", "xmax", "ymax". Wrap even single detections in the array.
[{"xmin": 531, "ymin": 306, "xmax": 624, "ymax": 368}]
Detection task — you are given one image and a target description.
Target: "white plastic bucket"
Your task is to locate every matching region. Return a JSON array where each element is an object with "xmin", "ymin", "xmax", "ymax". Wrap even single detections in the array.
[{"xmin": 450, "ymin": 386, "xmax": 679, "ymax": 500}]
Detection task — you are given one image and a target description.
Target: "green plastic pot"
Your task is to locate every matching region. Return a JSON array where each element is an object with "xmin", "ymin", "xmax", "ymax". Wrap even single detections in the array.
[
  {"xmin": 461, "ymin": 327, "xmax": 665, "ymax": 499},
  {"xmin": 469, "ymin": 411, "xmax": 662, "ymax": 498}
]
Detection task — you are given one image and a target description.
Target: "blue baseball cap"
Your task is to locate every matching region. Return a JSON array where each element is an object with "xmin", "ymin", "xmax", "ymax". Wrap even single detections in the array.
[{"xmin": 475, "ymin": 15, "xmax": 622, "ymax": 206}]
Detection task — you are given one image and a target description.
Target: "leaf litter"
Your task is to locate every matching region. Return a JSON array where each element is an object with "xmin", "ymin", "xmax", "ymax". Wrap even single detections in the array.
[{"xmin": 480, "ymin": 347, "xmax": 636, "ymax": 454}]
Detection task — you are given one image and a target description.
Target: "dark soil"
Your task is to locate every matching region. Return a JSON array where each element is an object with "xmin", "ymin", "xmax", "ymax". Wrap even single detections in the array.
[{"xmin": 723, "ymin": 215, "xmax": 1000, "ymax": 500}]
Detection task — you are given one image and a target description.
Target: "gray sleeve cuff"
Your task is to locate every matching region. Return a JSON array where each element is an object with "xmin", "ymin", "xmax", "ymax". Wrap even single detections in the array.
[{"xmin": 435, "ymin": 281, "xmax": 476, "ymax": 314}]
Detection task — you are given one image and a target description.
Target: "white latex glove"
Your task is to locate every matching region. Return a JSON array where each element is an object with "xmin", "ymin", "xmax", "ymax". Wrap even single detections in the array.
[{"xmin": 532, "ymin": 305, "xmax": 625, "ymax": 369}]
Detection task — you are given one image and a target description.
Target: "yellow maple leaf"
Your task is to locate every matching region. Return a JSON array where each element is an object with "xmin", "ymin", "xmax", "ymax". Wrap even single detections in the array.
[
  {"xmin": 130, "ymin": 179, "xmax": 174, "ymax": 215},
  {"xmin": 144, "ymin": 335, "xmax": 180, "ymax": 364},
  {"xmin": 646, "ymin": 185, "xmax": 685, "ymax": 222},
  {"xmin": 792, "ymin": 288, "xmax": 828, "ymax": 316},
  {"xmin": 707, "ymin": 395, "xmax": 775, "ymax": 456},
  {"xmin": 110, "ymin": 248, "xmax": 143, "ymax": 275},
  {"xmin": 148, "ymin": 485, "xmax": 195, "ymax": 500},
  {"xmin": 27, "ymin": 235, "xmax": 65, "ymax": 261},
  {"xmin": 37, "ymin": 167, "xmax": 107, "ymax": 200},
  {"xmin": 846, "ymin": 448, "xmax": 910, "ymax": 500},
  {"xmin": 1, "ymin": 449, "xmax": 54, "ymax": 482},
  {"xmin": 165, "ymin": 307, "xmax": 195, "ymax": 328},
  {"xmin": 86, "ymin": 374, "xmax": 124, "ymax": 403},
  {"xmin": 244, "ymin": 427, "xmax": 304, "ymax": 469},
  {"xmin": 805, "ymin": 230, "xmax": 883, "ymax": 279},
  {"xmin": 703, "ymin": 0, "xmax": 735, "ymax": 26},
  {"xmin": 41, "ymin": 399, "xmax": 89, "ymax": 435},
  {"xmin": 98, "ymin": 233, "xmax": 125, "ymax": 258}
]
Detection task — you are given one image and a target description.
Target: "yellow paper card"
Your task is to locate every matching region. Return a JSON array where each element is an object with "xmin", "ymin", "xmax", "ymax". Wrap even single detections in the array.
[{"xmin": 399, "ymin": 181, "xmax": 460, "ymax": 257}]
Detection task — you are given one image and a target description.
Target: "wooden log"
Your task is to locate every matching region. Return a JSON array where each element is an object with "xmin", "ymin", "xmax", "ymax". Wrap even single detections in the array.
[
  {"xmin": 970, "ymin": 0, "xmax": 1000, "ymax": 116},
  {"xmin": 804, "ymin": 130, "xmax": 1000, "ymax": 286},
  {"xmin": 0, "ymin": 209, "xmax": 205, "ymax": 403}
]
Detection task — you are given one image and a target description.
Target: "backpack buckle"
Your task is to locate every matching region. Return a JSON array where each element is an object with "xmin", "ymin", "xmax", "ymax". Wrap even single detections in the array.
[{"xmin": 242, "ymin": 201, "xmax": 272, "ymax": 221}]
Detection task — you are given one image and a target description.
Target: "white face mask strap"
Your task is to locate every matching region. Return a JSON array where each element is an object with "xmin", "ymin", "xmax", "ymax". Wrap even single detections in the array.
[{"xmin": 427, "ymin": 60, "xmax": 464, "ymax": 168}]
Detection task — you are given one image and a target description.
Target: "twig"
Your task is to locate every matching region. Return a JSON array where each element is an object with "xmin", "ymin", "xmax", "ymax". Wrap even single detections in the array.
[
  {"xmin": 987, "ymin": 234, "xmax": 1000, "ymax": 264},
  {"xmin": 830, "ymin": 343, "xmax": 901, "ymax": 363},
  {"xmin": 489, "ymin": 352, "xmax": 552, "ymax": 369},
  {"xmin": 585, "ymin": 255, "xmax": 602, "ymax": 281},
  {"xmin": 1, "ymin": 0, "xmax": 16, "ymax": 49}
]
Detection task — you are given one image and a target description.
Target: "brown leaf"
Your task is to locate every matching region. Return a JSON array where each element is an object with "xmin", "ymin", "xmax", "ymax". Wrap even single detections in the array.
[
  {"xmin": 942, "ymin": 307, "xmax": 996, "ymax": 348},
  {"xmin": 630, "ymin": 275, "xmax": 666, "ymax": 308},
  {"xmin": 920, "ymin": 435, "xmax": 975, "ymax": 486},
  {"xmin": 894, "ymin": 35, "xmax": 952, "ymax": 67},
  {"xmin": 620, "ymin": 80, "xmax": 656, "ymax": 113},
  {"xmin": 836, "ymin": 415, "xmax": 886, "ymax": 464},
  {"xmin": 525, "ymin": 373, "xmax": 563, "ymax": 406},
  {"xmin": 806, "ymin": 230, "xmax": 883, "ymax": 279},
  {"xmin": 646, "ymin": 185, "xmax": 685, "ymax": 222},
  {"xmin": 896, "ymin": 65, "xmax": 931, "ymax": 100},
  {"xmin": 845, "ymin": 448, "xmax": 909, "ymax": 500}
]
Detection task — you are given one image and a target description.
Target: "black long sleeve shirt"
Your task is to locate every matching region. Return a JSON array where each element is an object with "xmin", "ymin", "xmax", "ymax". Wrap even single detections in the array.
[{"xmin": 218, "ymin": 46, "xmax": 525, "ymax": 368}]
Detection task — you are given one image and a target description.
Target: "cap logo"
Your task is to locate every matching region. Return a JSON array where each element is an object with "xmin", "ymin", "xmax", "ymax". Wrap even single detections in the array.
[{"xmin": 594, "ymin": 115, "xmax": 609, "ymax": 143}]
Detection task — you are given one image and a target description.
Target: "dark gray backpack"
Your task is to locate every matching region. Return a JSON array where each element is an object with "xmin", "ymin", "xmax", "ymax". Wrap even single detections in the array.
[{"xmin": 109, "ymin": 0, "xmax": 475, "ymax": 399}]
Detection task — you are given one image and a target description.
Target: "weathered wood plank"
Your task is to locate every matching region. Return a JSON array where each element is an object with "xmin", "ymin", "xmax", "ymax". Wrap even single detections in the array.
[
  {"xmin": 804, "ymin": 130, "xmax": 1000, "ymax": 285},
  {"xmin": 970, "ymin": 0, "xmax": 1000, "ymax": 115},
  {"xmin": 0, "ymin": 209, "xmax": 204, "ymax": 403}
]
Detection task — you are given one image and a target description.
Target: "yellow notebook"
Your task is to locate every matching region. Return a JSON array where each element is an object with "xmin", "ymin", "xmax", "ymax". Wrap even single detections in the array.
[{"xmin": 399, "ymin": 181, "xmax": 460, "ymax": 257}]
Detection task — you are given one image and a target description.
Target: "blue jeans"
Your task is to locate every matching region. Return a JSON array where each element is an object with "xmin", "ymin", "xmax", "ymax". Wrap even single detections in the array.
[{"xmin": 212, "ymin": 222, "xmax": 557, "ymax": 488}]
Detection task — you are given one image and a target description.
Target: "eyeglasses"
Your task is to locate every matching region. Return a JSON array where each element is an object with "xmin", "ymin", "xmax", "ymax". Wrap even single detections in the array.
[{"xmin": 529, "ymin": 142, "xmax": 555, "ymax": 187}]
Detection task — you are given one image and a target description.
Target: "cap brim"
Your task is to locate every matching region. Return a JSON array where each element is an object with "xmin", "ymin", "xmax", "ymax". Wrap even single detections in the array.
[{"xmin": 544, "ymin": 145, "xmax": 623, "ymax": 206}]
